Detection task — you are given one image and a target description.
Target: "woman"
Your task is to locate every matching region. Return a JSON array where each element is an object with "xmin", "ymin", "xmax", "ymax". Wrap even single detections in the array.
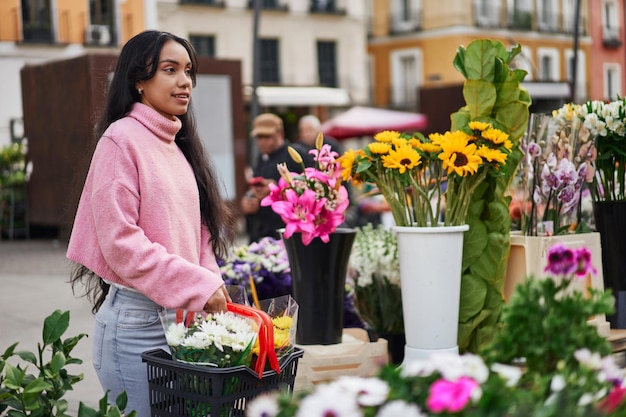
[{"xmin": 67, "ymin": 30, "xmax": 235, "ymax": 416}]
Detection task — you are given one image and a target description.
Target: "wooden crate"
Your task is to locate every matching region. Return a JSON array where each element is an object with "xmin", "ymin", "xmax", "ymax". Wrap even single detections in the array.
[
  {"xmin": 293, "ymin": 328, "xmax": 389, "ymax": 392},
  {"xmin": 505, "ymin": 232, "xmax": 611, "ymax": 337}
]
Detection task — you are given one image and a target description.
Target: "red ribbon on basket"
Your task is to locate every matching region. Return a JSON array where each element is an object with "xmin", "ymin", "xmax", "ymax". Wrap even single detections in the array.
[{"xmin": 227, "ymin": 302, "xmax": 280, "ymax": 378}]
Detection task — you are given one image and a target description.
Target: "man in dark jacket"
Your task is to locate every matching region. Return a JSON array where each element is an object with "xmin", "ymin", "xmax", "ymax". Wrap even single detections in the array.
[{"xmin": 240, "ymin": 113, "xmax": 302, "ymax": 243}]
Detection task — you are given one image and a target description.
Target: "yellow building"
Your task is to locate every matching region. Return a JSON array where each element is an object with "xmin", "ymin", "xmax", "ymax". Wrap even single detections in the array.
[
  {"xmin": 367, "ymin": 0, "xmax": 591, "ymax": 116},
  {"xmin": 0, "ymin": 0, "xmax": 145, "ymax": 45},
  {"xmin": 0, "ymin": 0, "xmax": 146, "ymax": 146}
]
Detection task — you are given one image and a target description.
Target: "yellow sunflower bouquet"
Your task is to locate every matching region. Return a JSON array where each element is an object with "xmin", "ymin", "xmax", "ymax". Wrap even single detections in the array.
[{"xmin": 339, "ymin": 121, "xmax": 512, "ymax": 227}]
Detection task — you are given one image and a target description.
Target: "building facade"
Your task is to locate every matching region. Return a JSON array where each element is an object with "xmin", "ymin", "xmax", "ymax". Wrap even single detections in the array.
[
  {"xmin": 366, "ymin": 0, "xmax": 626, "ymax": 118},
  {"xmin": 0, "ymin": 0, "xmax": 370, "ymax": 147},
  {"xmin": 587, "ymin": 0, "xmax": 626, "ymax": 101}
]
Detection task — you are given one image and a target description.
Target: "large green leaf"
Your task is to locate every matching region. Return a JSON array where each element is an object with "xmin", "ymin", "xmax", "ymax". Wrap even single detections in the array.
[
  {"xmin": 486, "ymin": 200, "xmax": 511, "ymax": 233},
  {"xmin": 495, "ymin": 102, "xmax": 530, "ymax": 142},
  {"xmin": 459, "ymin": 273, "xmax": 487, "ymax": 322},
  {"xmin": 463, "ymin": 80, "xmax": 496, "ymax": 120},
  {"xmin": 458, "ymin": 309, "xmax": 492, "ymax": 351},
  {"xmin": 462, "ymin": 217, "xmax": 488, "ymax": 266},
  {"xmin": 463, "ymin": 39, "xmax": 497, "ymax": 81},
  {"xmin": 42, "ymin": 310, "xmax": 70, "ymax": 345},
  {"xmin": 468, "ymin": 232, "xmax": 509, "ymax": 284}
]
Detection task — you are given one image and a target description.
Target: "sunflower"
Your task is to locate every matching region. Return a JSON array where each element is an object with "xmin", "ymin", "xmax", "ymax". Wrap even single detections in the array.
[
  {"xmin": 414, "ymin": 140, "xmax": 442, "ymax": 154},
  {"xmin": 338, "ymin": 149, "xmax": 357, "ymax": 182},
  {"xmin": 468, "ymin": 121, "xmax": 492, "ymax": 132},
  {"xmin": 381, "ymin": 143, "xmax": 421, "ymax": 174},
  {"xmin": 368, "ymin": 142, "xmax": 391, "ymax": 155},
  {"xmin": 438, "ymin": 132, "xmax": 482, "ymax": 176},
  {"xmin": 374, "ymin": 130, "xmax": 401, "ymax": 143},
  {"xmin": 481, "ymin": 127, "xmax": 510, "ymax": 146},
  {"xmin": 476, "ymin": 145, "xmax": 508, "ymax": 164}
]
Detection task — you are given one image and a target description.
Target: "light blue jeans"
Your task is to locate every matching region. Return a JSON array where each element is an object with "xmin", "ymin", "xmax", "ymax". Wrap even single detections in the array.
[{"xmin": 93, "ymin": 286, "xmax": 171, "ymax": 417}]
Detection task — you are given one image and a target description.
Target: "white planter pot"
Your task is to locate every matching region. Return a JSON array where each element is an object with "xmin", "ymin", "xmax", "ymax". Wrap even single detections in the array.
[{"xmin": 393, "ymin": 224, "xmax": 469, "ymax": 364}]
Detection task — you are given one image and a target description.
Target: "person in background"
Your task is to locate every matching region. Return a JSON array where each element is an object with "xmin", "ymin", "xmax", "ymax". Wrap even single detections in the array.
[
  {"xmin": 240, "ymin": 113, "xmax": 302, "ymax": 243},
  {"xmin": 296, "ymin": 114, "xmax": 343, "ymax": 165},
  {"xmin": 66, "ymin": 30, "xmax": 235, "ymax": 416}
]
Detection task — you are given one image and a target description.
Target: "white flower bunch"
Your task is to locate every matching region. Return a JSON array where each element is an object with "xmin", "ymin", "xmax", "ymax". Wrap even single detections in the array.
[
  {"xmin": 349, "ymin": 223, "xmax": 400, "ymax": 288},
  {"xmin": 164, "ymin": 311, "xmax": 258, "ymax": 367},
  {"xmin": 578, "ymin": 99, "xmax": 626, "ymax": 137}
]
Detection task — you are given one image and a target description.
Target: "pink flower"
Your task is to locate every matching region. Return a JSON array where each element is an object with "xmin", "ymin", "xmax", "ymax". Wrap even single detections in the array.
[
  {"xmin": 262, "ymin": 142, "xmax": 349, "ymax": 246},
  {"xmin": 426, "ymin": 376, "xmax": 478, "ymax": 413},
  {"xmin": 271, "ymin": 189, "xmax": 326, "ymax": 240},
  {"xmin": 573, "ymin": 246, "xmax": 597, "ymax": 278},
  {"xmin": 544, "ymin": 243, "xmax": 597, "ymax": 278},
  {"xmin": 544, "ymin": 243, "xmax": 577, "ymax": 275}
]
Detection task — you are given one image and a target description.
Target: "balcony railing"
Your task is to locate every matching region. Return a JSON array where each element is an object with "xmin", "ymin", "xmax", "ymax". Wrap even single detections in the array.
[
  {"xmin": 247, "ymin": 0, "xmax": 288, "ymax": 11},
  {"xmin": 507, "ymin": 10, "xmax": 532, "ymax": 30},
  {"xmin": 22, "ymin": 22, "xmax": 54, "ymax": 43},
  {"xmin": 603, "ymin": 26, "xmax": 623, "ymax": 48},
  {"xmin": 181, "ymin": 0, "xmax": 225, "ymax": 5},
  {"xmin": 309, "ymin": 0, "xmax": 345, "ymax": 14}
]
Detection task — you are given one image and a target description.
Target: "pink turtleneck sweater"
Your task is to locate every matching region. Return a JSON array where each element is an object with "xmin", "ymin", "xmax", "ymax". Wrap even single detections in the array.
[{"xmin": 67, "ymin": 103, "xmax": 223, "ymax": 311}]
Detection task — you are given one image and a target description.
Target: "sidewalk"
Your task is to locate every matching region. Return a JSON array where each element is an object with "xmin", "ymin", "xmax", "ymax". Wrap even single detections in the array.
[{"xmin": 0, "ymin": 239, "xmax": 103, "ymax": 414}]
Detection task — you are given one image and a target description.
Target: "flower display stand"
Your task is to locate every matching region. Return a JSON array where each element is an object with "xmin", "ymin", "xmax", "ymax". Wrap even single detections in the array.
[
  {"xmin": 293, "ymin": 328, "xmax": 388, "ymax": 393},
  {"xmin": 505, "ymin": 232, "xmax": 611, "ymax": 337}
]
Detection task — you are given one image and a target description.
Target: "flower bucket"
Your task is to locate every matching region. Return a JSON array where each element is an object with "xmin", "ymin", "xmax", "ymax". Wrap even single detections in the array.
[
  {"xmin": 393, "ymin": 224, "xmax": 468, "ymax": 363},
  {"xmin": 281, "ymin": 228, "xmax": 356, "ymax": 345},
  {"xmin": 594, "ymin": 201, "xmax": 626, "ymax": 328}
]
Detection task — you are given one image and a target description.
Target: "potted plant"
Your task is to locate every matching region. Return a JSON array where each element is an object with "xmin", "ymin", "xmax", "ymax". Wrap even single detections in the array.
[
  {"xmin": 347, "ymin": 223, "xmax": 404, "ymax": 363},
  {"xmin": 576, "ymin": 97, "xmax": 626, "ymax": 328},
  {"xmin": 338, "ymin": 39, "xmax": 530, "ymax": 360},
  {"xmin": 0, "ymin": 310, "xmax": 136, "ymax": 417}
]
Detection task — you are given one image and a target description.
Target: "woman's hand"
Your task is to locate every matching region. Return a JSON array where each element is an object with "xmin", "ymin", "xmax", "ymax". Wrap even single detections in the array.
[{"xmin": 203, "ymin": 285, "xmax": 231, "ymax": 313}]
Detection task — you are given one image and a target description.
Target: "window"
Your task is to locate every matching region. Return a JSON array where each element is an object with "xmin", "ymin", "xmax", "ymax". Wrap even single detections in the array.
[
  {"xmin": 311, "ymin": 0, "xmax": 338, "ymax": 12},
  {"xmin": 390, "ymin": 0, "xmax": 421, "ymax": 33},
  {"xmin": 86, "ymin": 0, "xmax": 115, "ymax": 45},
  {"xmin": 390, "ymin": 48, "xmax": 423, "ymax": 109},
  {"xmin": 476, "ymin": 0, "xmax": 501, "ymax": 27},
  {"xmin": 510, "ymin": 46, "xmax": 534, "ymax": 80},
  {"xmin": 248, "ymin": 0, "xmax": 285, "ymax": 9},
  {"xmin": 507, "ymin": 0, "xmax": 531, "ymax": 29},
  {"xmin": 190, "ymin": 35, "xmax": 216, "ymax": 58},
  {"xmin": 561, "ymin": 0, "xmax": 576, "ymax": 33},
  {"xmin": 604, "ymin": 64, "xmax": 622, "ymax": 101},
  {"xmin": 537, "ymin": 47, "xmax": 559, "ymax": 81},
  {"xmin": 317, "ymin": 41, "xmax": 338, "ymax": 87},
  {"xmin": 21, "ymin": 0, "xmax": 53, "ymax": 42},
  {"xmin": 89, "ymin": 0, "xmax": 114, "ymax": 26},
  {"xmin": 603, "ymin": 0, "xmax": 621, "ymax": 44},
  {"xmin": 260, "ymin": 38, "xmax": 280, "ymax": 84},
  {"xmin": 536, "ymin": 0, "xmax": 557, "ymax": 32}
]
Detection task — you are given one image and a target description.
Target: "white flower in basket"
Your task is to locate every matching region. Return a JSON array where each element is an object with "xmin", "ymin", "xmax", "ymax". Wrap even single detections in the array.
[{"xmin": 162, "ymin": 310, "xmax": 259, "ymax": 368}]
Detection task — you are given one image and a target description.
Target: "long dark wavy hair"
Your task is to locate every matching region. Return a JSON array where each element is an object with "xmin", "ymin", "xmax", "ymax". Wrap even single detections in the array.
[{"xmin": 70, "ymin": 30, "xmax": 236, "ymax": 313}]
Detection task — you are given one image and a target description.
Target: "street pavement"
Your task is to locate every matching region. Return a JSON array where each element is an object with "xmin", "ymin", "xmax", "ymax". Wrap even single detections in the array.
[{"xmin": 0, "ymin": 238, "xmax": 103, "ymax": 414}]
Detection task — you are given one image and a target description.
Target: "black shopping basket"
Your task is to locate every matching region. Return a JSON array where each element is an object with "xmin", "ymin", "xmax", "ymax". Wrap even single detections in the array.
[{"xmin": 141, "ymin": 347, "xmax": 304, "ymax": 417}]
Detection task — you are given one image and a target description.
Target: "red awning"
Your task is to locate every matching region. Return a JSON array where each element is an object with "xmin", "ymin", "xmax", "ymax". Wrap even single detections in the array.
[{"xmin": 321, "ymin": 106, "xmax": 428, "ymax": 140}]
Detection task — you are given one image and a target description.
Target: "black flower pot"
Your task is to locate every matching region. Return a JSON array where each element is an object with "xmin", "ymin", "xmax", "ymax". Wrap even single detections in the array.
[
  {"xmin": 282, "ymin": 228, "xmax": 356, "ymax": 345},
  {"xmin": 593, "ymin": 201, "xmax": 626, "ymax": 328},
  {"xmin": 378, "ymin": 332, "xmax": 406, "ymax": 365}
]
